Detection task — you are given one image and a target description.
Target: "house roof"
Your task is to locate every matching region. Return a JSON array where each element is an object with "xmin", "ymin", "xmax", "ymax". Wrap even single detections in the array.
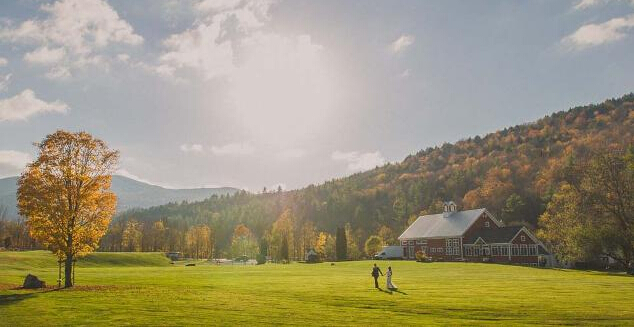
[
  {"xmin": 463, "ymin": 226, "xmax": 523, "ymax": 244},
  {"xmin": 398, "ymin": 208, "xmax": 486, "ymax": 240}
]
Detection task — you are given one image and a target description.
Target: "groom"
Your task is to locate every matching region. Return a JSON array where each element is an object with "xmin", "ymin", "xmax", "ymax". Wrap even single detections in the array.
[{"xmin": 371, "ymin": 263, "xmax": 383, "ymax": 288}]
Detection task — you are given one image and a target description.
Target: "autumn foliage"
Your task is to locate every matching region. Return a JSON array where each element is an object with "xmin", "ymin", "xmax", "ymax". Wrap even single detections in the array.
[{"xmin": 17, "ymin": 130, "xmax": 118, "ymax": 287}]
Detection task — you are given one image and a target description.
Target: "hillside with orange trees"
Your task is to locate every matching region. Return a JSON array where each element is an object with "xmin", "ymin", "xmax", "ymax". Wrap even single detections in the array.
[{"xmin": 106, "ymin": 93, "xmax": 634, "ymax": 259}]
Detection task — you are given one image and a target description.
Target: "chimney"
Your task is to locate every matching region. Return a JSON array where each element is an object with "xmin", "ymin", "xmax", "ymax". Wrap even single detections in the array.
[{"xmin": 443, "ymin": 201, "xmax": 457, "ymax": 218}]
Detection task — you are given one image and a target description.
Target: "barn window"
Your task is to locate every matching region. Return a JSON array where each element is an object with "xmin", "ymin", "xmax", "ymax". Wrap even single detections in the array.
[{"xmin": 484, "ymin": 221, "xmax": 490, "ymax": 228}]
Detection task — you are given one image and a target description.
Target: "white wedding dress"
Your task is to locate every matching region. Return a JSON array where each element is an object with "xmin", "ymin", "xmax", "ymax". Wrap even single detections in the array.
[{"xmin": 386, "ymin": 270, "xmax": 397, "ymax": 290}]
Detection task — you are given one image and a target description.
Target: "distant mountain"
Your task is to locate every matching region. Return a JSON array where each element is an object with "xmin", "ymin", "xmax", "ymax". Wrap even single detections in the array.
[{"xmin": 0, "ymin": 175, "xmax": 238, "ymax": 219}]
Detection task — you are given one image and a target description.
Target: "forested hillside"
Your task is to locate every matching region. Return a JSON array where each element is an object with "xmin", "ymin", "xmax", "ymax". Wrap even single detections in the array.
[{"xmin": 105, "ymin": 93, "xmax": 634, "ymax": 260}]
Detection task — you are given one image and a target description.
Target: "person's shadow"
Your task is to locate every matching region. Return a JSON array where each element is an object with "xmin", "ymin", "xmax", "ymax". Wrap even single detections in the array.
[{"xmin": 377, "ymin": 287, "xmax": 408, "ymax": 295}]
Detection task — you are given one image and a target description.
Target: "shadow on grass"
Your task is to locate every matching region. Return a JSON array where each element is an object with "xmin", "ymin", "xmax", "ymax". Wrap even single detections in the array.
[
  {"xmin": 376, "ymin": 287, "xmax": 408, "ymax": 295},
  {"xmin": 0, "ymin": 292, "xmax": 37, "ymax": 306},
  {"xmin": 0, "ymin": 288, "xmax": 59, "ymax": 307}
]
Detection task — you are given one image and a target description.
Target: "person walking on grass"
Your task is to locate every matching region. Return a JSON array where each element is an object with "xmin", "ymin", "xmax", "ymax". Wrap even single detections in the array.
[
  {"xmin": 386, "ymin": 266, "xmax": 398, "ymax": 290},
  {"xmin": 371, "ymin": 263, "xmax": 383, "ymax": 288}
]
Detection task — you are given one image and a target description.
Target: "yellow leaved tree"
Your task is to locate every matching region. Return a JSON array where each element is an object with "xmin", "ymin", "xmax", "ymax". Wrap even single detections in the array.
[{"xmin": 17, "ymin": 130, "xmax": 119, "ymax": 287}]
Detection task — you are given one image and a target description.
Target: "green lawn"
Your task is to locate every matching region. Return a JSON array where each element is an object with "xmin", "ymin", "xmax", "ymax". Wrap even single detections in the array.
[{"xmin": 1, "ymin": 251, "xmax": 633, "ymax": 326}]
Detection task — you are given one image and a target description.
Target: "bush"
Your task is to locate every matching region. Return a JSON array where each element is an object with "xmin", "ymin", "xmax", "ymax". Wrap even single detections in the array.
[{"xmin": 256, "ymin": 254, "xmax": 266, "ymax": 265}]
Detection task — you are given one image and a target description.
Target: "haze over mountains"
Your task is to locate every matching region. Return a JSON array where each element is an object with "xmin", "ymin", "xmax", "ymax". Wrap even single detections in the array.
[{"xmin": 0, "ymin": 175, "xmax": 237, "ymax": 219}]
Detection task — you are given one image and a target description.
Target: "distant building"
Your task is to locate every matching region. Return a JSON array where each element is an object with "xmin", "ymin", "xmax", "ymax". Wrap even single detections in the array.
[{"xmin": 398, "ymin": 201, "xmax": 550, "ymax": 266}]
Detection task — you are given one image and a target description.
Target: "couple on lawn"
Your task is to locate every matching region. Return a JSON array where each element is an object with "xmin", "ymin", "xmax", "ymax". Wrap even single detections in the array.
[{"xmin": 371, "ymin": 263, "xmax": 397, "ymax": 290}]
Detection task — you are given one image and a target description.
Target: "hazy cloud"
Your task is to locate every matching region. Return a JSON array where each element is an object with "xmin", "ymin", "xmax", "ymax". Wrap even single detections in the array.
[
  {"xmin": 331, "ymin": 150, "xmax": 386, "ymax": 172},
  {"xmin": 0, "ymin": 74, "xmax": 10, "ymax": 92},
  {"xmin": 0, "ymin": 0, "xmax": 143, "ymax": 78},
  {"xmin": 0, "ymin": 89, "xmax": 68, "ymax": 121},
  {"xmin": 562, "ymin": 14, "xmax": 634, "ymax": 50},
  {"xmin": 390, "ymin": 34, "xmax": 415, "ymax": 53},
  {"xmin": 275, "ymin": 148, "xmax": 307, "ymax": 160},
  {"xmin": 574, "ymin": 0, "xmax": 603, "ymax": 9},
  {"xmin": 117, "ymin": 53, "xmax": 131, "ymax": 62},
  {"xmin": 157, "ymin": 0, "xmax": 335, "ymax": 142},
  {"xmin": 45, "ymin": 66, "xmax": 71, "ymax": 81},
  {"xmin": 23, "ymin": 46, "xmax": 66, "ymax": 65},
  {"xmin": 573, "ymin": 0, "xmax": 634, "ymax": 10},
  {"xmin": 0, "ymin": 57, "xmax": 7, "ymax": 66},
  {"xmin": 196, "ymin": 0, "xmax": 243, "ymax": 13},
  {"xmin": 0, "ymin": 150, "xmax": 32, "ymax": 176},
  {"xmin": 180, "ymin": 143, "xmax": 204, "ymax": 153},
  {"xmin": 211, "ymin": 142, "xmax": 255, "ymax": 155}
]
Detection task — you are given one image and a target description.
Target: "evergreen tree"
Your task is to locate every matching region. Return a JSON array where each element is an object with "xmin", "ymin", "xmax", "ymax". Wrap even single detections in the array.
[
  {"xmin": 335, "ymin": 227, "xmax": 347, "ymax": 261},
  {"xmin": 280, "ymin": 235, "xmax": 289, "ymax": 262}
]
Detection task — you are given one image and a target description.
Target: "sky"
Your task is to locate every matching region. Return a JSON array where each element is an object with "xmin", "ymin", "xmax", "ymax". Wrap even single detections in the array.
[{"xmin": 1, "ymin": 0, "xmax": 634, "ymax": 191}]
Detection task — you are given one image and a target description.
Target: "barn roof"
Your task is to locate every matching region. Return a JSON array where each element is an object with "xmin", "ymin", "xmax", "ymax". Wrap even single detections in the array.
[
  {"xmin": 398, "ymin": 208, "xmax": 487, "ymax": 240},
  {"xmin": 463, "ymin": 226, "xmax": 523, "ymax": 244}
]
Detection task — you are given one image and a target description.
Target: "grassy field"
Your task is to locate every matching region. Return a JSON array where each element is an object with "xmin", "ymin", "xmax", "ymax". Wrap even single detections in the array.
[{"xmin": 1, "ymin": 251, "xmax": 633, "ymax": 326}]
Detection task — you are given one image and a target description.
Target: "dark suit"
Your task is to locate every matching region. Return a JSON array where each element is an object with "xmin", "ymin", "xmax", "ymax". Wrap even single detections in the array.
[{"xmin": 371, "ymin": 266, "xmax": 383, "ymax": 288}]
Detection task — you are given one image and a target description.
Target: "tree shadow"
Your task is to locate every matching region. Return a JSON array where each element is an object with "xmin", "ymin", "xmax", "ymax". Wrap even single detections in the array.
[
  {"xmin": 0, "ymin": 288, "xmax": 58, "ymax": 307},
  {"xmin": 0, "ymin": 292, "xmax": 37, "ymax": 306}
]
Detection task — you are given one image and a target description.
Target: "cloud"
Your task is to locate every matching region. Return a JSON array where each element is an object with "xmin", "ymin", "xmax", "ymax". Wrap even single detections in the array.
[
  {"xmin": 45, "ymin": 66, "xmax": 71, "ymax": 80},
  {"xmin": 180, "ymin": 143, "xmax": 204, "ymax": 153},
  {"xmin": 400, "ymin": 69, "xmax": 411, "ymax": 78},
  {"xmin": 156, "ymin": 0, "xmax": 337, "ymax": 142},
  {"xmin": 116, "ymin": 53, "xmax": 130, "ymax": 62},
  {"xmin": 574, "ymin": 0, "xmax": 603, "ymax": 9},
  {"xmin": 158, "ymin": 0, "xmax": 276, "ymax": 80},
  {"xmin": 573, "ymin": 0, "xmax": 634, "ymax": 10},
  {"xmin": 0, "ymin": 150, "xmax": 32, "ymax": 171},
  {"xmin": 0, "ymin": 74, "xmax": 10, "ymax": 92},
  {"xmin": 159, "ymin": 17, "xmax": 235, "ymax": 80},
  {"xmin": 390, "ymin": 34, "xmax": 415, "ymax": 54},
  {"xmin": 211, "ymin": 142, "xmax": 255, "ymax": 155},
  {"xmin": 275, "ymin": 148, "xmax": 306, "ymax": 160},
  {"xmin": 331, "ymin": 150, "xmax": 386, "ymax": 172},
  {"xmin": 196, "ymin": 0, "xmax": 243, "ymax": 13},
  {"xmin": 0, "ymin": 57, "xmax": 7, "ymax": 66},
  {"xmin": 23, "ymin": 46, "xmax": 66, "ymax": 65},
  {"xmin": 562, "ymin": 14, "xmax": 634, "ymax": 50},
  {"xmin": 0, "ymin": 89, "xmax": 69, "ymax": 122},
  {"xmin": 0, "ymin": 0, "xmax": 143, "ymax": 79}
]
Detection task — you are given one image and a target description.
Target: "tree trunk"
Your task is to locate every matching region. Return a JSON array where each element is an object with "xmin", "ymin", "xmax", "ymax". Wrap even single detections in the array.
[{"xmin": 64, "ymin": 253, "xmax": 73, "ymax": 287}]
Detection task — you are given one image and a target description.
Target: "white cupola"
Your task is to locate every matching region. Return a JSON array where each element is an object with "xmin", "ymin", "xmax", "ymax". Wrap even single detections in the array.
[{"xmin": 443, "ymin": 201, "xmax": 457, "ymax": 218}]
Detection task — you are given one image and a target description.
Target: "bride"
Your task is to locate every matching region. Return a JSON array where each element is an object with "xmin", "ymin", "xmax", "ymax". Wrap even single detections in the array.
[{"xmin": 386, "ymin": 266, "xmax": 398, "ymax": 290}]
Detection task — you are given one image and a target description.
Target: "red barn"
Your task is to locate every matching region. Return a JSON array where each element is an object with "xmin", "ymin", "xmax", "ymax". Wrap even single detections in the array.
[{"xmin": 397, "ymin": 201, "xmax": 549, "ymax": 266}]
